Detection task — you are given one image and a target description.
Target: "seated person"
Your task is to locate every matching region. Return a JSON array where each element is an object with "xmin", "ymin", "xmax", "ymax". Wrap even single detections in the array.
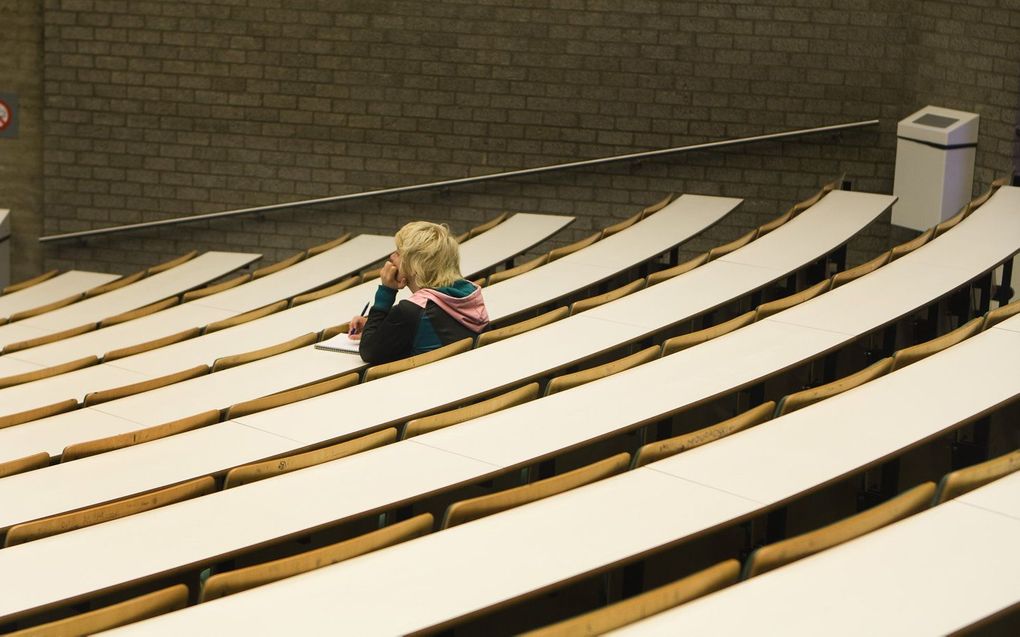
[{"xmin": 349, "ymin": 221, "xmax": 489, "ymax": 363}]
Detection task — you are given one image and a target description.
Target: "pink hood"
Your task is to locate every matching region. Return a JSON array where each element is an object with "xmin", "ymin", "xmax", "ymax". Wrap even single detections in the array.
[{"xmin": 408, "ymin": 284, "xmax": 490, "ymax": 333}]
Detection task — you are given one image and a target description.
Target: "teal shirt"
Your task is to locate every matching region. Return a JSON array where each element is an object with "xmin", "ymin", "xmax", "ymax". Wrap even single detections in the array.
[{"xmin": 372, "ymin": 280, "xmax": 476, "ymax": 354}]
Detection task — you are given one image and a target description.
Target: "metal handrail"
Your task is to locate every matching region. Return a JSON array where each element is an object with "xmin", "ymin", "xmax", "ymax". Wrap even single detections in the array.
[{"xmin": 40, "ymin": 119, "xmax": 879, "ymax": 243}]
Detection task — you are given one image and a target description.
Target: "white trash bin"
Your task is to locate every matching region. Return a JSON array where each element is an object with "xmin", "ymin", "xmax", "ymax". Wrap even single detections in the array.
[{"xmin": 892, "ymin": 105, "xmax": 979, "ymax": 231}]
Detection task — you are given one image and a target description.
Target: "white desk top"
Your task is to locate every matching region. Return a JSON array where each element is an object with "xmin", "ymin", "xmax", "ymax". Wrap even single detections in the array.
[
  {"xmin": 0, "ymin": 214, "xmax": 570, "ymax": 374},
  {"xmin": 0, "ymin": 238, "xmax": 389, "ymax": 373},
  {"xmin": 588, "ymin": 190, "xmax": 897, "ymax": 331},
  {"xmin": 568, "ymin": 195, "xmax": 736, "ymax": 270},
  {"xmin": 769, "ymin": 259, "xmax": 962, "ymax": 335},
  {"xmin": 0, "ymin": 441, "xmax": 498, "ymax": 623},
  {"xmin": 584, "ymin": 259, "xmax": 779, "ymax": 329},
  {"xmin": 0, "ymin": 345, "xmax": 362, "ymax": 463},
  {"xmin": 107, "ymin": 289, "xmax": 371, "ymax": 377},
  {"xmin": 1, "ymin": 243, "xmax": 1009, "ymax": 542},
  {"xmin": 110, "ymin": 469, "xmax": 754, "ymax": 637},
  {"xmin": 0, "ymin": 363, "xmax": 148, "ymax": 417},
  {"xmin": 649, "ymin": 324, "xmax": 1020, "ymax": 505},
  {"xmin": 0, "ymin": 189, "xmax": 1011, "ymax": 631},
  {"xmin": 718, "ymin": 190, "xmax": 897, "ymax": 271},
  {"xmin": 0, "ymin": 302, "xmax": 240, "ymax": 373},
  {"xmin": 230, "ymin": 193, "xmax": 884, "ymax": 447},
  {"xmin": 102, "ymin": 321, "xmax": 1020, "ymax": 635},
  {"xmin": 0, "ymin": 240, "xmax": 400, "ymax": 410},
  {"xmin": 487, "ymin": 194, "xmax": 740, "ymax": 320},
  {"xmin": 3, "ymin": 232, "xmax": 1011, "ymax": 627},
  {"xmin": 0, "ymin": 408, "xmax": 148, "ymax": 463},
  {"xmin": 458, "ymin": 212, "xmax": 575, "ymax": 267},
  {"xmin": 0, "ymin": 421, "xmax": 296, "ymax": 533},
  {"xmin": 237, "ymin": 314, "xmax": 637, "ymax": 444},
  {"xmin": 769, "ymin": 187, "xmax": 1020, "ymax": 336},
  {"xmin": 0, "ymin": 354, "xmax": 45, "ymax": 377},
  {"xmin": 612, "ymin": 474, "xmax": 1020, "ymax": 636},
  {"xmin": 0, "ymin": 252, "xmax": 260, "ymax": 348},
  {"xmin": 903, "ymin": 185, "xmax": 1020, "ymax": 272},
  {"xmin": 0, "ymin": 207, "xmax": 743, "ymax": 458},
  {"xmin": 100, "ymin": 346, "xmax": 355, "ymax": 424},
  {"xmin": 96, "ymin": 214, "xmax": 578, "ymax": 380},
  {"xmin": 482, "ymin": 260, "xmax": 610, "ymax": 319},
  {"xmin": 0, "ymin": 191, "xmax": 893, "ymax": 531},
  {"xmin": 418, "ymin": 320, "xmax": 845, "ymax": 469},
  {"xmin": 956, "ymin": 464, "xmax": 1020, "ymax": 521},
  {"xmin": 0, "ymin": 271, "xmax": 120, "ymax": 321},
  {"xmin": 3, "ymin": 247, "xmax": 983, "ymax": 627},
  {"xmin": 0, "ymin": 267, "xmax": 504, "ymax": 420},
  {"xmin": 994, "ymin": 314, "xmax": 1020, "ymax": 333},
  {"xmin": 0, "ymin": 317, "xmax": 48, "ymax": 345},
  {"xmin": 187, "ymin": 235, "xmax": 392, "ymax": 313},
  {"xmin": 0, "ymin": 215, "xmax": 570, "ymax": 379},
  {"xmin": 0, "ymin": 299, "xmax": 836, "ymax": 507},
  {"xmin": 0, "ymin": 202, "xmax": 723, "ymax": 418}
]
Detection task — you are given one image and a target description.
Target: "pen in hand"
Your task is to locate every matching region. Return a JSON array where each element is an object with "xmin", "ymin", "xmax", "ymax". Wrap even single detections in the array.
[{"xmin": 349, "ymin": 302, "xmax": 370, "ymax": 336}]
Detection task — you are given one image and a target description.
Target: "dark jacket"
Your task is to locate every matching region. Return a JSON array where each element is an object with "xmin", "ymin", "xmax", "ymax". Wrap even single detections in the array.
[{"xmin": 358, "ymin": 280, "xmax": 489, "ymax": 364}]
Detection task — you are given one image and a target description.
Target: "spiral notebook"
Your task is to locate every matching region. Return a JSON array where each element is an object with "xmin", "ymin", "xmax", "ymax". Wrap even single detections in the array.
[{"xmin": 314, "ymin": 332, "xmax": 361, "ymax": 354}]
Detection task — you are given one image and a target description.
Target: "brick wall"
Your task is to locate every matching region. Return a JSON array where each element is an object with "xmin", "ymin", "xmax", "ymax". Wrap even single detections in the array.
[
  {"xmin": 30, "ymin": 0, "xmax": 1020, "ymax": 275},
  {"xmin": 1, "ymin": 0, "xmax": 44, "ymax": 282},
  {"xmin": 908, "ymin": 0, "xmax": 1020, "ymax": 189}
]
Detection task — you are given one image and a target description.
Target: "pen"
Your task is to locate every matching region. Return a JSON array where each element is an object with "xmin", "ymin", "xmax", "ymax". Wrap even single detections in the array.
[{"xmin": 350, "ymin": 302, "xmax": 370, "ymax": 336}]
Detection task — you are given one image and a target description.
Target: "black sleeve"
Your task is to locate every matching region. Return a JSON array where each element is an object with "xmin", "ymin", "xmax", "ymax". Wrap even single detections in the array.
[{"xmin": 358, "ymin": 300, "xmax": 422, "ymax": 364}]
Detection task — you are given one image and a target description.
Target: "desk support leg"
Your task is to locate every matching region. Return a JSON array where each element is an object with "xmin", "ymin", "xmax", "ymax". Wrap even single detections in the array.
[
  {"xmin": 977, "ymin": 272, "xmax": 993, "ymax": 315},
  {"xmin": 536, "ymin": 458, "xmax": 556, "ymax": 480},
  {"xmin": 764, "ymin": 507, "xmax": 788, "ymax": 543},
  {"xmin": 858, "ymin": 457, "xmax": 900, "ymax": 510},
  {"xmin": 830, "ymin": 243, "xmax": 848, "ymax": 277},
  {"xmin": 996, "ymin": 259, "xmax": 1014, "ymax": 307},
  {"xmin": 952, "ymin": 417, "xmax": 991, "ymax": 469},
  {"xmin": 881, "ymin": 322, "xmax": 898, "ymax": 358},
  {"xmin": 821, "ymin": 350, "xmax": 839, "ymax": 384},
  {"xmin": 621, "ymin": 561, "xmax": 645, "ymax": 598},
  {"xmin": 745, "ymin": 382, "xmax": 765, "ymax": 408},
  {"xmin": 949, "ymin": 284, "xmax": 971, "ymax": 324}
]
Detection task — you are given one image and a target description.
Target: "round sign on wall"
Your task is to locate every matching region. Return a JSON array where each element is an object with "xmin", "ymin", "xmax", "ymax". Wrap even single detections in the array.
[{"xmin": 0, "ymin": 99, "xmax": 11, "ymax": 132}]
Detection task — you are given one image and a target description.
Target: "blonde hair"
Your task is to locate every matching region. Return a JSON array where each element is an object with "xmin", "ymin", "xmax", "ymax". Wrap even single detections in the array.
[{"xmin": 395, "ymin": 221, "xmax": 462, "ymax": 289}]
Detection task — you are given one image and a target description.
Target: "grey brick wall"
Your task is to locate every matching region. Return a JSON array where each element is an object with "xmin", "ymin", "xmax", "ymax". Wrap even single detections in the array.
[
  {"xmin": 1, "ymin": 0, "xmax": 44, "ymax": 282},
  {"xmin": 908, "ymin": 0, "xmax": 1020, "ymax": 190},
  {"xmin": 24, "ymin": 0, "xmax": 1020, "ymax": 274}
]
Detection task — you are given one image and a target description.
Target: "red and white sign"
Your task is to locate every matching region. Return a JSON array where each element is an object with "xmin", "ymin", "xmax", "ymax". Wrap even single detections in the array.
[{"xmin": 0, "ymin": 99, "xmax": 10, "ymax": 132}]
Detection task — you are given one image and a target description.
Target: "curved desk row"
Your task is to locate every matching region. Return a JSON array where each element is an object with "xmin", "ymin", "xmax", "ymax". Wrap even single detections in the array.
[
  {"xmin": 0, "ymin": 190, "xmax": 905, "ymax": 623},
  {"xmin": 108, "ymin": 312, "xmax": 1020, "ymax": 636}
]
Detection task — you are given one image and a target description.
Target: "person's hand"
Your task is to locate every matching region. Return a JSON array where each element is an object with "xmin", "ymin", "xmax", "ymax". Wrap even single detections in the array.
[
  {"xmin": 348, "ymin": 315, "xmax": 367, "ymax": 340},
  {"xmin": 380, "ymin": 261, "xmax": 407, "ymax": 290}
]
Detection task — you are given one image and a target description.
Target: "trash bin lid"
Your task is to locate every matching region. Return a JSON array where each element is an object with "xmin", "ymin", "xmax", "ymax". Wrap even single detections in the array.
[{"xmin": 897, "ymin": 105, "xmax": 979, "ymax": 147}]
